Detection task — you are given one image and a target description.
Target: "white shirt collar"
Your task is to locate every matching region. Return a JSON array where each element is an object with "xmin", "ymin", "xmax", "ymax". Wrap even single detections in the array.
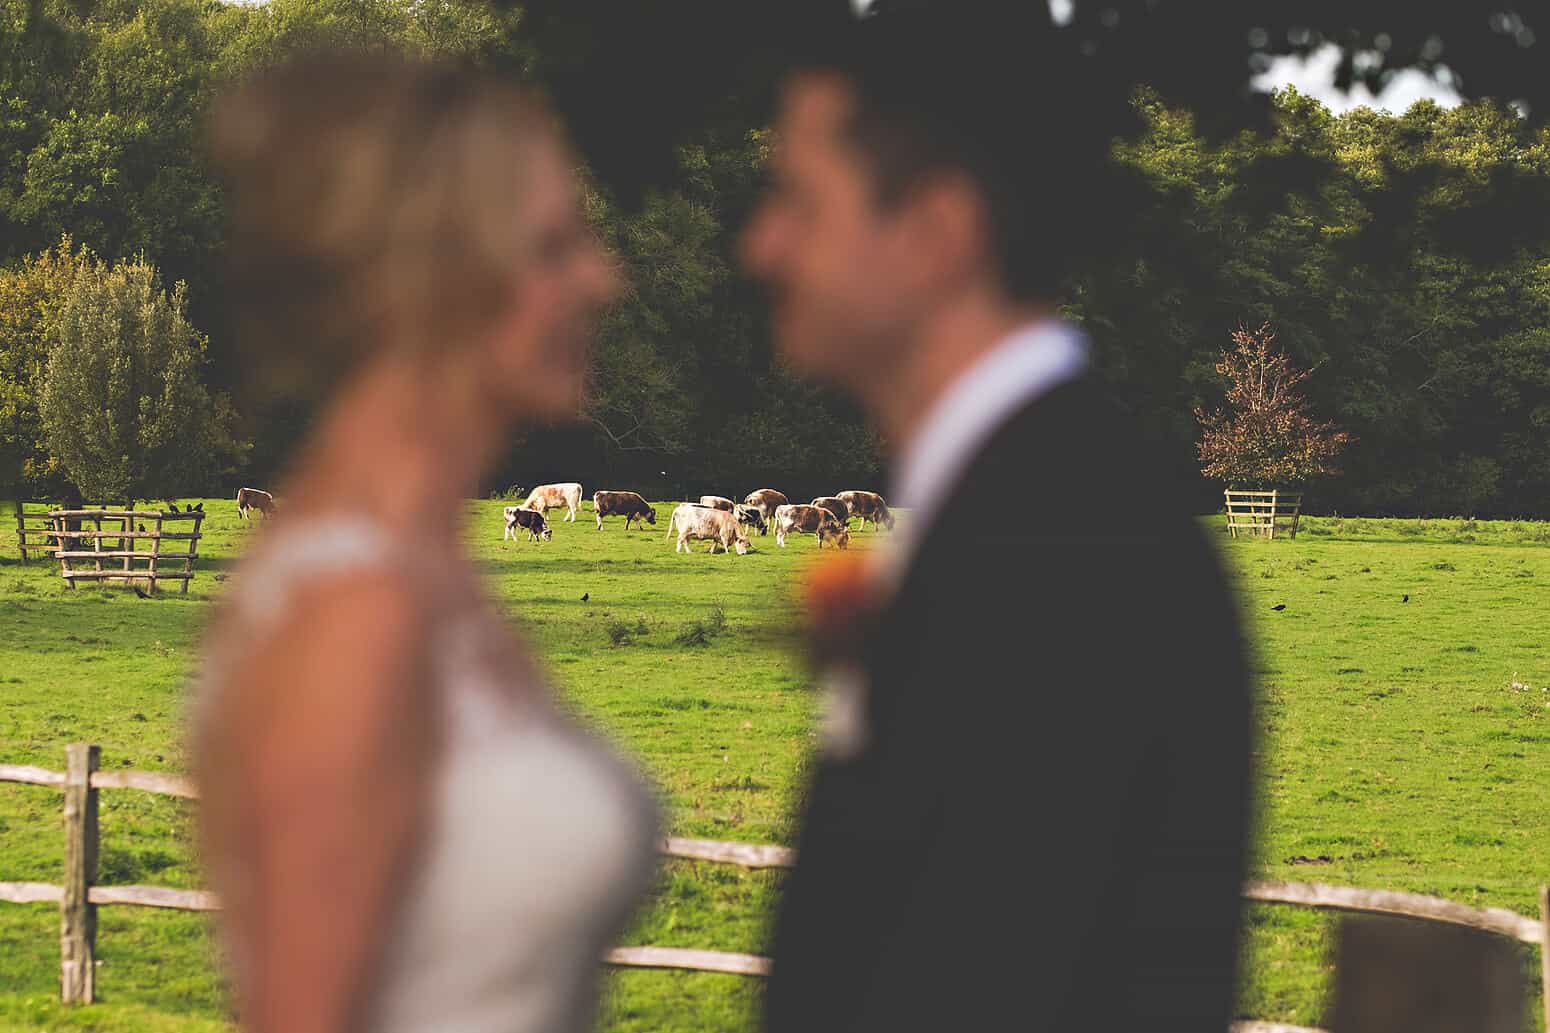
[{"xmin": 877, "ymin": 318, "xmax": 1088, "ymax": 587}]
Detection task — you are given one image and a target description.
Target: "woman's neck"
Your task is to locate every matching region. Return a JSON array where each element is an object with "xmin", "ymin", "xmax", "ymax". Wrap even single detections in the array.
[{"xmin": 282, "ymin": 353, "xmax": 508, "ymax": 533}]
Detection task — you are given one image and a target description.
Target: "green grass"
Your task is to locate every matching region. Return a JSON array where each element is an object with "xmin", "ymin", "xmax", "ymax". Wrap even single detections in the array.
[{"xmin": 3, "ymin": 505, "xmax": 1550, "ymax": 1030}]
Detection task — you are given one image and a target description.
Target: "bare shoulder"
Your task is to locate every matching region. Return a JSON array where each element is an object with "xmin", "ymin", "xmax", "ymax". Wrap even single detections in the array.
[{"xmin": 202, "ymin": 567, "xmax": 435, "ymax": 764}]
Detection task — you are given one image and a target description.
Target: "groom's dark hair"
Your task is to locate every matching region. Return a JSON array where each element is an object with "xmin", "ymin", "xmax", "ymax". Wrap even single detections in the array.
[{"xmin": 788, "ymin": 0, "xmax": 1141, "ymax": 303}]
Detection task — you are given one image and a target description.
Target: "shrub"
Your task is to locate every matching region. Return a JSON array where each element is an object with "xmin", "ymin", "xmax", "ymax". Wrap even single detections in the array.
[
  {"xmin": 1195, "ymin": 322, "xmax": 1351, "ymax": 487},
  {"xmin": 675, "ymin": 604, "xmax": 728, "ymax": 647},
  {"xmin": 674, "ymin": 621, "xmax": 712, "ymax": 647}
]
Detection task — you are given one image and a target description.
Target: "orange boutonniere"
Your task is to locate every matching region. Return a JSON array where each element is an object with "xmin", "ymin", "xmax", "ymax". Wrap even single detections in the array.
[
  {"xmin": 799, "ymin": 550, "xmax": 881, "ymax": 664},
  {"xmin": 801, "ymin": 550, "xmax": 882, "ymax": 760}
]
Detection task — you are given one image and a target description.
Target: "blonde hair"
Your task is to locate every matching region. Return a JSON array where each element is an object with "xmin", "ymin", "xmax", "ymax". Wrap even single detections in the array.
[{"xmin": 209, "ymin": 50, "xmax": 554, "ymax": 398}]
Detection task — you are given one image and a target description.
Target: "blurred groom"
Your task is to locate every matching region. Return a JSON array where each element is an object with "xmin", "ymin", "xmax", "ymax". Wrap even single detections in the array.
[{"xmin": 740, "ymin": 3, "xmax": 1254, "ymax": 1030}]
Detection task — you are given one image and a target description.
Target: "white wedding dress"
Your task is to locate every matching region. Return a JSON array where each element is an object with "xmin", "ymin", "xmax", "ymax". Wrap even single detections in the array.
[{"xmin": 195, "ymin": 517, "xmax": 660, "ymax": 1033}]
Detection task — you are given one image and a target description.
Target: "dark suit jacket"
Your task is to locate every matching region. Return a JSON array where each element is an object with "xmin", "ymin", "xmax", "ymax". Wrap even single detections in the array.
[{"xmin": 765, "ymin": 377, "xmax": 1254, "ymax": 1033}]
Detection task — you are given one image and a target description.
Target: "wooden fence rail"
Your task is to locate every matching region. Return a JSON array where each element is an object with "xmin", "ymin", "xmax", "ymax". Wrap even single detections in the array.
[{"xmin": 3, "ymin": 745, "xmax": 1548, "ymax": 1031}]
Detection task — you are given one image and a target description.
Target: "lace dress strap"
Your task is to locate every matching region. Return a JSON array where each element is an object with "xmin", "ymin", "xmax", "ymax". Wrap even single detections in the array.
[
  {"xmin": 191, "ymin": 516, "xmax": 401, "ymax": 722},
  {"xmin": 231, "ymin": 516, "xmax": 395, "ymax": 626}
]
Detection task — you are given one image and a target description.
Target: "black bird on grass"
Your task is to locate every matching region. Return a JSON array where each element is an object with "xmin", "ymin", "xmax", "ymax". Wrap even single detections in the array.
[
  {"xmin": 1270, "ymin": 604, "xmax": 1286, "ymax": 611},
  {"xmin": 132, "ymin": 585, "xmax": 150, "ymax": 599},
  {"xmin": 581, "ymin": 592, "xmax": 590, "ymax": 603},
  {"xmin": 137, "ymin": 523, "xmax": 146, "ymax": 533},
  {"xmin": 168, "ymin": 503, "xmax": 180, "ymax": 514},
  {"xmin": 1402, "ymin": 594, "xmax": 1409, "ymax": 603}
]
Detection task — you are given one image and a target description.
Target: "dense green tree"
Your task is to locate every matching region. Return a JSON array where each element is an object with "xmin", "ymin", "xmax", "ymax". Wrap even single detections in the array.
[
  {"xmin": 10, "ymin": 0, "xmax": 1550, "ymax": 511},
  {"xmin": 39, "ymin": 253, "xmax": 243, "ymax": 504},
  {"xmin": 1075, "ymin": 86, "xmax": 1550, "ymax": 515},
  {"xmin": 0, "ymin": 235, "xmax": 90, "ymax": 500}
]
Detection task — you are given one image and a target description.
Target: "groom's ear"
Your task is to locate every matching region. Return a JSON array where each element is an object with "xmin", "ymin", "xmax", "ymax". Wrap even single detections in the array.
[{"xmin": 894, "ymin": 170, "xmax": 992, "ymax": 295}]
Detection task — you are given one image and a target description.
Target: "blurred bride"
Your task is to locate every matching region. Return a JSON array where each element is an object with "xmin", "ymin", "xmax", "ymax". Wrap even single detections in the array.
[{"xmin": 193, "ymin": 51, "xmax": 657, "ymax": 1033}]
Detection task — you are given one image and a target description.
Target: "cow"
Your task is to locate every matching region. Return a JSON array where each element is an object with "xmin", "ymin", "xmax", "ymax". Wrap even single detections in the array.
[
  {"xmin": 594, "ymin": 490, "xmax": 656, "ymax": 530},
  {"xmin": 524, "ymin": 482, "xmax": 582, "ymax": 522},
  {"xmin": 774, "ymin": 503, "xmax": 850, "ymax": 549},
  {"xmin": 698, "ymin": 494, "xmax": 765, "ymax": 533},
  {"xmin": 235, "ymin": 487, "xmax": 276, "ymax": 519},
  {"xmin": 734, "ymin": 504, "xmax": 767, "ymax": 536},
  {"xmin": 811, "ymin": 496, "xmax": 851, "ymax": 527},
  {"xmin": 503, "ymin": 506, "xmax": 552, "ymax": 542},
  {"xmin": 837, "ymin": 490, "xmax": 895, "ymax": 531},
  {"xmin": 666, "ymin": 503, "xmax": 749, "ymax": 555},
  {"xmin": 741, "ymin": 489, "xmax": 788, "ymax": 535}
]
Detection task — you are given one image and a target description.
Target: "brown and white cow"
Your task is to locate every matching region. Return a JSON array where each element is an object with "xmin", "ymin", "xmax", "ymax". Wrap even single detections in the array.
[
  {"xmin": 523, "ymin": 482, "xmax": 582, "ymax": 522},
  {"xmin": 836, "ymin": 490, "xmax": 895, "ymax": 531},
  {"xmin": 235, "ymin": 487, "xmax": 275, "ymax": 519},
  {"xmin": 742, "ymin": 489, "xmax": 788, "ymax": 535},
  {"xmin": 774, "ymin": 504, "xmax": 849, "ymax": 549},
  {"xmin": 594, "ymin": 490, "xmax": 656, "ymax": 530},
  {"xmin": 811, "ymin": 496, "xmax": 851, "ymax": 527},
  {"xmin": 699, "ymin": 495, "xmax": 736, "ymax": 511},
  {"xmin": 503, "ymin": 506, "xmax": 552, "ymax": 543},
  {"xmin": 666, "ymin": 503, "xmax": 749, "ymax": 555}
]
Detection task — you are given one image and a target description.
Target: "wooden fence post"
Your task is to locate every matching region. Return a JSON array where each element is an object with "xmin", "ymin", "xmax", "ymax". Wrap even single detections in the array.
[
  {"xmin": 149, "ymin": 513, "xmax": 163, "ymax": 596},
  {"xmin": 13, "ymin": 500, "xmax": 26, "ymax": 564},
  {"xmin": 1329, "ymin": 913, "xmax": 1521, "ymax": 1033},
  {"xmin": 60, "ymin": 743, "xmax": 99, "ymax": 1004},
  {"xmin": 53, "ymin": 515, "xmax": 75, "ymax": 589},
  {"xmin": 180, "ymin": 511, "xmax": 199, "ymax": 595},
  {"xmin": 1540, "ymin": 886, "xmax": 1550, "ymax": 1033}
]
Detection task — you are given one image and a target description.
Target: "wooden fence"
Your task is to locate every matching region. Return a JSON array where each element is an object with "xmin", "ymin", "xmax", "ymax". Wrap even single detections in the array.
[
  {"xmin": 3, "ymin": 745, "xmax": 1549, "ymax": 1031},
  {"xmin": 1225, "ymin": 489, "xmax": 1304, "ymax": 540},
  {"xmin": 12, "ymin": 500, "xmax": 57, "ymax": 563},
  {"xmin": 42, "ymin": 508, "xmax": 205, "ymax": 593}
]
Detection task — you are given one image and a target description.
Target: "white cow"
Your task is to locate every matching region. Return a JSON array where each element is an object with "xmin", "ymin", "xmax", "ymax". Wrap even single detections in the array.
[
  {"xmin": 666, "ymin": 503, "xmax": 749, "ymax": 555},
  {"xmin": 524, "ymin": 482, "xmax": 582, "ymax": 522}
]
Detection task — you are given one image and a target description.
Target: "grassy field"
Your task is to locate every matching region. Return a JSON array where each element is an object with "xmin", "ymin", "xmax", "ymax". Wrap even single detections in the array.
[{"xmin": 3, "ymin": 502, "xmax": 1550, "ymax": 1031}]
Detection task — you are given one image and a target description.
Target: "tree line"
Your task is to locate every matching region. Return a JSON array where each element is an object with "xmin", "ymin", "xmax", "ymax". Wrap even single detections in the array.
[{"xmin": 4, "ymin": 0, "xmax": 1550, "ymax": 515}]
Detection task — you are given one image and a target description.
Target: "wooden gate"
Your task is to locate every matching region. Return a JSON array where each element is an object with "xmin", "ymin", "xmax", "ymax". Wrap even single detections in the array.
[
  {"xmin": 1225, "ymin": 489, "xmax": 1303, "ymax": 540},
  {"xmin": 46, "ymin": 508, "xmax": 204, "ymax": 593}
]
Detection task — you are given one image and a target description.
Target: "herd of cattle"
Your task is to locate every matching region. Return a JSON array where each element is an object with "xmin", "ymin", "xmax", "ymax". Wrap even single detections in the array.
[{"xmin": 501, "ymin": 485, "xmax": 895, "ymax": 555}]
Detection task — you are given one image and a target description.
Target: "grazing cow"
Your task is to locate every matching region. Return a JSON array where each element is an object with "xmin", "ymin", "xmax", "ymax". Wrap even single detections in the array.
[
  {"xmin": 698, "ymin": 494, "xmax": 766, "ymax": 534},
  {"xmin": 503, "ymin": 506, "xmax": 552, "ymax": 542},
  {"xmin": 524, "ymin": 482, "xmax": 582, "ymax": 522},
  {"xmin": 742, "ymin": 489, "xmax": 788, "ymax": 535},
  {"xmin": 666, "ymin": 503, "xmax": 749, "ymax": 555},
  {"xmin": 836, "ymin": 490, "xmax": 895, "ymax": 531},
  {"xmin": 811, "ymin": 496, "xmax": 851, "ymax": 527},
  {"xmin": 594, "ymin": 490, "xmax": 656, "ymax": 530},
  {"xmin": 734, "ymin": 504, "xmax": 767, "ymax": 536},
  {"xmin": 774, "ymin": 504, "xmax": 850, "ymax": 549},
  {"xmin": 235, "ymin": 487, "xmax": 276, "ymax": 519}
]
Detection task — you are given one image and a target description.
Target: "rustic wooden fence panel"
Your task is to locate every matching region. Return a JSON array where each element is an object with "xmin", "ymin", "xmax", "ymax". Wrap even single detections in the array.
[
  {"xmin": 44, "ymin": 509, "xmax": 204, "ymax": 593},
  {"xmin": 3, "ymin": 744, "xmax": 1547, "ymax": 1031},
  {"xmin": 1225, "ymin": 489, "xmax": 1303, "ymax": 540},
  {"xmin": 12, "ymin": 500, "xmax": 59, "ymax": 563}
]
